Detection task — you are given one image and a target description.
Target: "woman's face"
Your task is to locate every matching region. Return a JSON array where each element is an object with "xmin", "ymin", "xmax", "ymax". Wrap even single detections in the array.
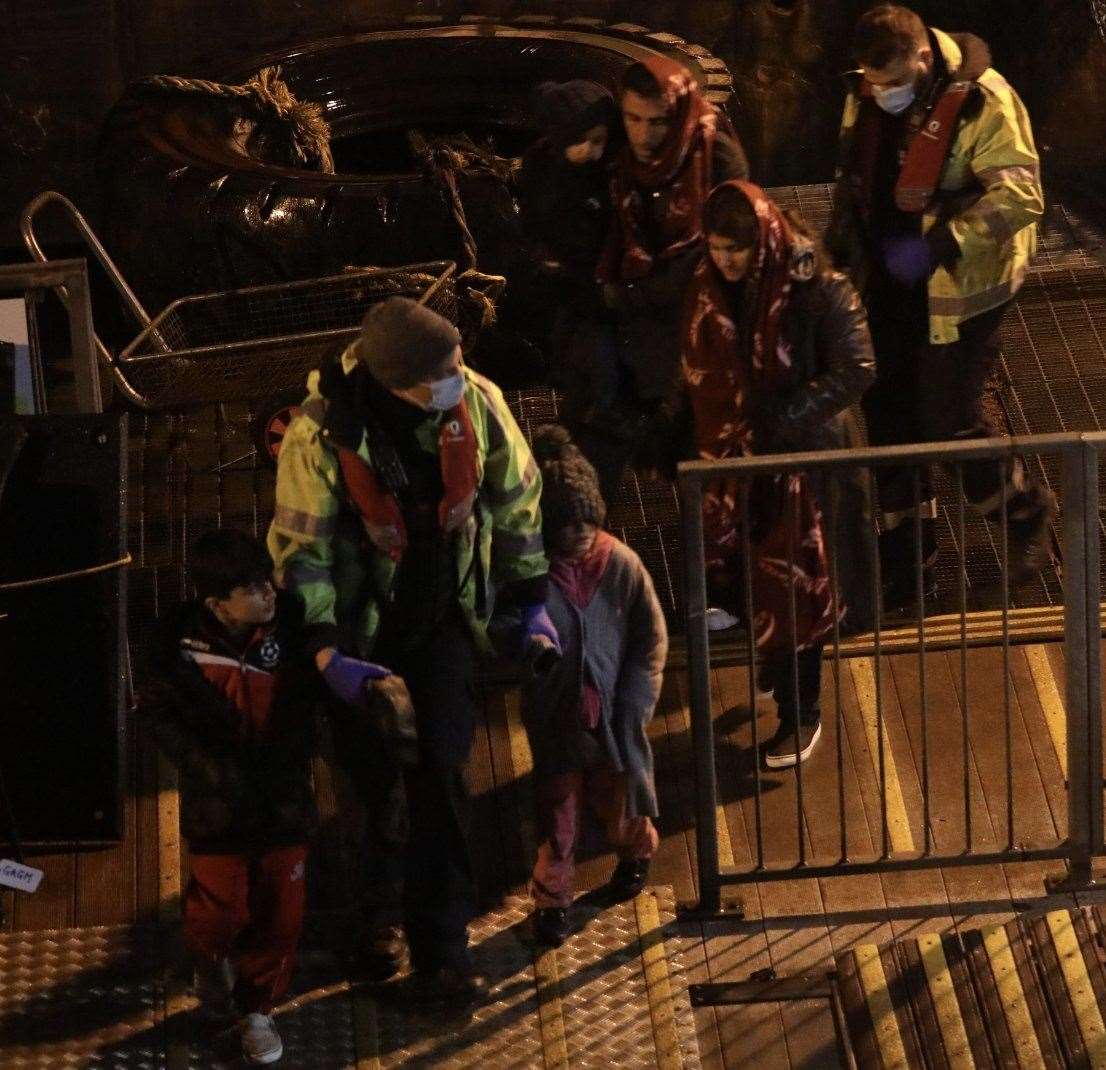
[
  {"xmin": 707, "ymin": 233, "xmax": 755, "ymax": 283},
  {"xmin": 563, "ymin": 125, "xmax": 609, "ymax": 165}
]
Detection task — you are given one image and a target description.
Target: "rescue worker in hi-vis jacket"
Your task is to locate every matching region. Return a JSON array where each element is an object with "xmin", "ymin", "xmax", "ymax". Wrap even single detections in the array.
[
  {"xmin": 268, "ymin": 297, "xmax": 556, "ymax": 1006},
  {"xmin": 826, "ymin": 3, "xmax": 1055, "ymax": 610}
]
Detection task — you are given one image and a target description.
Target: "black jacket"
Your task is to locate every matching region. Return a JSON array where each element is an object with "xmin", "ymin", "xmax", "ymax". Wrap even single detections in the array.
[
  {"xmin": 518, "ymin": 138, "xmax": 612, "ymax": 285},
  {"xmin": 139, "ymin": 592, "xmax": 321, "ymax": 853}
]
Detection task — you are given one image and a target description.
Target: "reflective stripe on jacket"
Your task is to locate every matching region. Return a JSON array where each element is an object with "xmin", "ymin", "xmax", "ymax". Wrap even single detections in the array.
[
  {"xmin": 267, "ymin": 347, "xmax": 546, "ymax": 655},
  {"xmin": 829, "ymin": 27, "xmax": 1043, "ymax": 343}
]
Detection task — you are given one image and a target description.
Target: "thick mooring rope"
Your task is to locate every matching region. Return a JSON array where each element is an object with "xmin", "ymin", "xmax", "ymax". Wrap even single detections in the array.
[{"xmin": 129, "ymin": 66, "xmax": 334, "ymax": 173}]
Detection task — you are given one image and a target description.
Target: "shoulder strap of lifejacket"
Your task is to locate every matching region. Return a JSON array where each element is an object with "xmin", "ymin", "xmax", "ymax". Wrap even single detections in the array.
[{"xmin": 894, "ymin": 79, "xmax": 975, "ymax": 213}]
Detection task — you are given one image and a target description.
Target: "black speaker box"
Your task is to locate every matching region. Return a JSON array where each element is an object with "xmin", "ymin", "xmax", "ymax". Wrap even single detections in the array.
[{"xmin": 0, "ymin": 414, "xmax": 127, "ymax": 848}]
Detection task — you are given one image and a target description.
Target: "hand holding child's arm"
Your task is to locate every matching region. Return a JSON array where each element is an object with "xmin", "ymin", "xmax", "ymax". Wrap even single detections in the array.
[{"xmin": 318, "ymin": 649, "xmax": 392, "ymax": 707}]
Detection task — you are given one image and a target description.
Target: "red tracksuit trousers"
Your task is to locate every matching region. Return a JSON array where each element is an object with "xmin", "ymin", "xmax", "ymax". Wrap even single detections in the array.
[
  {"xmin": 183, "ymin": 845, "xmax": 308, "ymax": 1013},
  {"xmin": 531, "ymin": 768, "xmax": 659, "ymax": 909}
]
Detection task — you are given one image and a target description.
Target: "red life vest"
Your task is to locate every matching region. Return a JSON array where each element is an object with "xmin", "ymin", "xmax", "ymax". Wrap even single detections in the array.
[
  {"xmin": 852, "ymin": 78, "xmax": 976, "ymax": 216},
  {"xmin": 336, "ymin": 399, "xmax": 480, "ymax": 562}
]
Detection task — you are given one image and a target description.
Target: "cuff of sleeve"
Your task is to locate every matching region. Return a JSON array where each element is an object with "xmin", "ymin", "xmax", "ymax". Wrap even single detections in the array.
[
  {"xmin": 925, "ymin": 224, "xmax": 962, "ymax": 270},
  {"xmin": 504, "ymin": 574, "xmax": 550, "ymax": 608},
  {"xmin": 302, "ymin": 622, "xmax": 342, "ymax": 658}
]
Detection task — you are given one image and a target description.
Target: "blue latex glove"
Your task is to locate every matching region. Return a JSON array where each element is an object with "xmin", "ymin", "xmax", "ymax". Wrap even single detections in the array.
[
  {"xmin": 519, "ymin": 603, "xmax": 562, "ymax": 657},
  {"xmin": 322, "ymin": 652, "xmax": 391, "ymax": 707},
  {"xmin": 882, "ymin": 234, "xmax": 932, "ymax": 287}
]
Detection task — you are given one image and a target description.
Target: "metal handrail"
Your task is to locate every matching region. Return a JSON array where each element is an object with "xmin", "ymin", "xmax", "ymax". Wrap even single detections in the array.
[
  {"xmin": 677, "ymin": 431, "xmax": 1102, "ymax": 913},
  {"xmin": 20, "ymin": 191, "xmax": 154, "ymax": 334},
  {"xmin": 18, "ymin": 192, "xmax": 170, "ymax": 406}
]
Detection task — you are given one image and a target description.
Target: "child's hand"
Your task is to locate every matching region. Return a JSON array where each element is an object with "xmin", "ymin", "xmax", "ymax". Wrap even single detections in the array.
[{"xmin": 321, "ymin": 652, "xmax": 392, "ymax": 707}]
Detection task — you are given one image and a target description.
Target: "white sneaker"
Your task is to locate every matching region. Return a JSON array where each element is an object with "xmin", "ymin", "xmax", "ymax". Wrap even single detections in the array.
[
  {"xmin": 240, "ymin": 1013, "xmax": 283, "ymax": 1065},
  {"xmin": 706, "ymin": 607, "xmax": 740, "ymax": 632},
  {"xmin": 765, "ymin": 721, "xmax": 822, "ymax": 769}
]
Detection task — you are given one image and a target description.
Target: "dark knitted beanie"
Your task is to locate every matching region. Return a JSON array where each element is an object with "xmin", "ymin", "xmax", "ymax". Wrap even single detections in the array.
[
  {"xmin": 355, "ymin": 296, "xmax": 461, "ymax": 389},
  {"xmin": 532, "ymin": 424, "xmax": 607, "ymax": 535},
  {"xmin": 532, "ymin": 80, "xmax": 616, "ymax": 147}
]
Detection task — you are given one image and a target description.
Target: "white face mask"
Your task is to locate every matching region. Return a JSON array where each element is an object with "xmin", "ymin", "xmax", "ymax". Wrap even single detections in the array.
[
  {"xmin": 871, "ymin": 80, "xmax": 916, "ymax": 115},
  {"xmin": 427, "ymin": 371, "xmax": 465, "ymax": 412}
]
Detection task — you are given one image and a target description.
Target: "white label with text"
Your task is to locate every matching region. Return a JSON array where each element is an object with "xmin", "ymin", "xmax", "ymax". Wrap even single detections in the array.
[{"xmin": 0, "ymin": 860, "xmax": 44, "ymax": 893}]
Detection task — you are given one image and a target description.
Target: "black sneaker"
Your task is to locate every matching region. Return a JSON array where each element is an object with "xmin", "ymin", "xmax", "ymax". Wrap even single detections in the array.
[
  {"xmin": 602, "ymin": 858, "xmax": 651, "ymax": 903},
  {"xmin": 765, "ymin": 721, "xmax": 822, "ymax": 769},
  {"xmin": 533, "ymin": 907, "xmax": 571, "ymax": 947},
  {"xmin": 1007, "ymin": 488, "xmax": 1058, "ymax": 581}
]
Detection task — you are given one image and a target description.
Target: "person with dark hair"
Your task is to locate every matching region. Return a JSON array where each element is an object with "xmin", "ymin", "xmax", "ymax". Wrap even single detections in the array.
[
  {"xmin": 140, "ymin": 529, "xmax": 323, "ymax": 1065},
  {"xmin": 826, "ymin": 3, "xmax": 1052, "ymax": 608},
  {"xmin": 496, "ymin": 425, "xmax": 666, "ymax": 947},
  {"xmin": 657, "ymin": 181, "xmax": 875, "ymax": 768},
  {"xmin": 518, "ymin": 81, "xmax": 621, "ymax": 429},
  {"xmin": 268, "ymin": 297, "xmax": 554, "ymax": 1005},
  {"xmin": 583, "ymin": 57, "xmax": 748, "ymax": 504}
]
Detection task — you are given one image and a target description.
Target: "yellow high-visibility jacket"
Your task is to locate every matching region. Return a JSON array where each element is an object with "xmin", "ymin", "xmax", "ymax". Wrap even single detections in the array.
[
  {"xmin": 267, "ymin": 348, "xmax": 547, "ymax": 657},
  {"xmin": 827, "ymin": 28, "xmax": 1044, "ymax": 343}
]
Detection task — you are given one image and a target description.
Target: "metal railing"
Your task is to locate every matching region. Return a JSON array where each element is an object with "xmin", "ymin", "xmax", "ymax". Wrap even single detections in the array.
[{"xmin": 679, "ymin": 432, "xmax": 1105, "ymax": 913}]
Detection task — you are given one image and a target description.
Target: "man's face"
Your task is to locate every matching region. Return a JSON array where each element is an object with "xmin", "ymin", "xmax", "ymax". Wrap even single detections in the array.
[
  {"xmin": 554, "ymin": 521, "xmax": 599, "ymax": 561},
  {"xmin": 707, "ymin": 234, "xmax": 755, "ymax": 283},
  {"xmin": 563, "ymin": 124, "xmax": 609, "ymax": 165},
  {"xmin": 622, "ymin": 89, "xmax": 671, "ymax": 163},
  {"xmin": 393, "ymin": 344, "xmax": 464, "ymax": 410},
  {"xmin": 208, "ymin": 580, "xmax": 276, "ymax": 631},
  {"xmin": 861, "ymin": 45, "xmax": 932, "ymax": 95}
]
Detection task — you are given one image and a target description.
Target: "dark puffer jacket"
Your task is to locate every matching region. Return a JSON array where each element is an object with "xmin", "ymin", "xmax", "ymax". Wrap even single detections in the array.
[{"xmin": 139, "ymin": 592, "xmax": 321, "ymax": 853}]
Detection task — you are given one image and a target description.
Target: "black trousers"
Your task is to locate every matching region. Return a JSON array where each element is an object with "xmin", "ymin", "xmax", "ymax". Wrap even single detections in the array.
[
  {"xmin": 370, "ymin": 610, "xmax": 478, "ymax": 972},
  {"xmin": 763, "ymin": 645, "xmax": 823, "ymax": 729},
  {"xmin": 862, "ymin": 284, "xmax": 1043, "ymax": 528}
]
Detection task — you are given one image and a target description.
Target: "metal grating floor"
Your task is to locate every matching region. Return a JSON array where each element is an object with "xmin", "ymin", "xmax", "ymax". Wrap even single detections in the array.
[{"xmin": 0, "ymin": 892, "xmax": 703, "ymax": 1069}]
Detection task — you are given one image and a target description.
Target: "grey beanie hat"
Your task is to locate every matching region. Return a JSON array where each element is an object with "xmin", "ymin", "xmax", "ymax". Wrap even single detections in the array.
[{"xmin": 355, "ymin": 296, "xmax": 461, "ymax": 389}]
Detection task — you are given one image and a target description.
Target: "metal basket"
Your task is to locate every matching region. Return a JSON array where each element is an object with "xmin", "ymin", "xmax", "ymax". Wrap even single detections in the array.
[
  {"xmin": 117, "ymin": 262, "xmax": 458, "ymax": 410},
  {"xmin": 21, "ymin": 189, "xmax": 461, "ymax": 412}
]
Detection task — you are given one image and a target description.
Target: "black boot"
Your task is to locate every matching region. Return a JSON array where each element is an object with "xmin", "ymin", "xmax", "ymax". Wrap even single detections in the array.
[
  {"xmin": 533, "ymin": 907, "xmax": 572, "ymax": 948},
  {"xmin": 601, "ymin": 858, "xmax": 651, "ymax": 904},
  {"xmin": 879, "ymin": 519, "xmax": 938, "ymax": 613},
  {"xmin": 406, "ymin": 948, "xmax": 489, "ymax": 1006},
  {"xmin": 352, "ymin": 923, "xmax": 405, "ymax": 982},
  {"xmin": 1006, "ymin": 486, "xmax": 1058, "ymax": 581}
]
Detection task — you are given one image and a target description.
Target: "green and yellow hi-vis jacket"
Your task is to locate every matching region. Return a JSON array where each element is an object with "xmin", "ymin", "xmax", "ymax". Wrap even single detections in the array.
[
  {"xmin": 267, "ymin": 346, "xmax": 547, "ymax": 656},
  {"xmin": 828, "ymin": 27, "xmax": 1044, "ymax": 344}
]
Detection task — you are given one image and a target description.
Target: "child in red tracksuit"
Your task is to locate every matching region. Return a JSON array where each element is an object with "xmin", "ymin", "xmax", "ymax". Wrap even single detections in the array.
[{"xmin": 141, "ymin": 530, "xmax": 321, "ymax": 1066}]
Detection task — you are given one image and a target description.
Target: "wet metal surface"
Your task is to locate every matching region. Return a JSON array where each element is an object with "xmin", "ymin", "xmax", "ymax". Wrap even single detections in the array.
[{"xmin": 0, "ymin": 894, "xmax": 703, "ymax": 1069}]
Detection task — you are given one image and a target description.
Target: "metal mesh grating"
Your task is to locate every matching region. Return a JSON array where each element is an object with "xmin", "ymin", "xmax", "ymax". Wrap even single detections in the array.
[
  {"xmin": 117, "ymin": 264, "xmax": 458, "ymax": 410},
  {"xmin": 0, "ymin": 900, "xmax": 703, "ymax": 1069}
]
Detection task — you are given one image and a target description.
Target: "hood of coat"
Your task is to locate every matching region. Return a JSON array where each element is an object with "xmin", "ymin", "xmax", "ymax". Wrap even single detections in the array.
[{"xmin": 935, "ymin": 29, "xmax": 992, "ymax": 83}]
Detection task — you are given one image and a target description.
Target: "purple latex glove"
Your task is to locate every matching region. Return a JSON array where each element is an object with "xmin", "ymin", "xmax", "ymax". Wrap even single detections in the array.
[
  {"xmin": 322, "ymin": 652, "xmax": 391, "ymax": 707},
  {"xmin": 519, "ymin": 603, "xmax": 562, "ymax": 657},
  {"xmin": 882, "ymin": 234, "xmax": 932, "ymax": 286}
]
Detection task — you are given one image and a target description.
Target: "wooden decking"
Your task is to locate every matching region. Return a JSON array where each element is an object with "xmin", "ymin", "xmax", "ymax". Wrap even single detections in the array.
[{"xmin": 4, "ymin": 634, "xmax": 1103, "ymax": 1067}]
